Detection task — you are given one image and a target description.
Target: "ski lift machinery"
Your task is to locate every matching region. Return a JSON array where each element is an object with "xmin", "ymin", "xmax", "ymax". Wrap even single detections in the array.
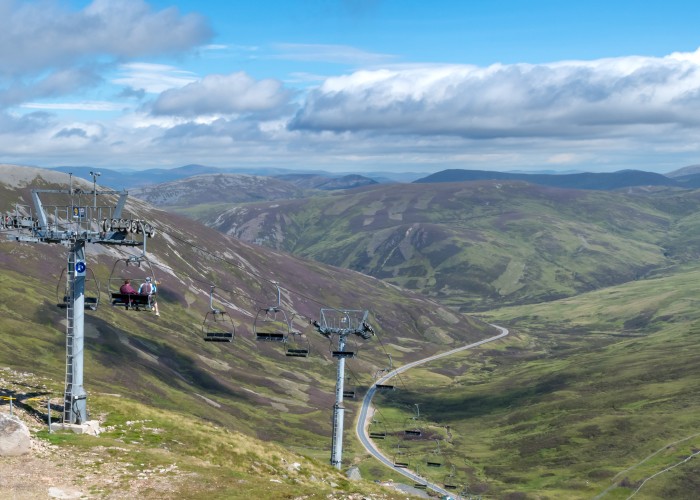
[{"xmin": 202, "ymin": 286, "xmax": 235, "ymax": 342}]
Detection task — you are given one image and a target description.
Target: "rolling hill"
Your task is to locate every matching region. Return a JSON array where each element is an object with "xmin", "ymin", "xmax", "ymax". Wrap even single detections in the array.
[
  {"xmin": 0, "ymin": 164, "xmax": 496, "ymax": 498},
  {"xmin": 4, "ymin": 164, "xmax": 700, "ymax": 498},
  {"xmin": 189, "ymin": 180, "xmax": 700, "ymax": 311},
  {"xmin": 413, "ymin": 168, "xmax": 679, "ymax": 190},
  {"xmin": 129, "ymin": 173, "xmax": 308, "ymax": 207}
]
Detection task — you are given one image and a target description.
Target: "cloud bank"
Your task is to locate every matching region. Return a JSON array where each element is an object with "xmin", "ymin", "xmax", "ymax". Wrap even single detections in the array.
[
  {"xmin": 290, "ymin": 52, "xmax": 700, "ymax": 142},
  {"xmin": 2, "ymin": 1, "xmax": 700, "ymax": 172}
]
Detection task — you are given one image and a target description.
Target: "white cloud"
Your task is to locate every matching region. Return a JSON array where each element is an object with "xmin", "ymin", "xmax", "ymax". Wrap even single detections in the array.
[
  {"xmin": 151, "ymin": 72, "xmax": 293, "ymax": 117},
  {"xmin": 113, "ymin": 63, "xmax": 199, "ymax": 94},
  {"xmin": 0, "ymin": 0, "xmax": 212, "ymax": 76},
  {"xmin": 271, "ymin": 43, "xmax": 395, "ymax": 65},
  {"xmin": 291, "ymin": 49, "xmax": 700, "ymax": 141},
  {"xmin": 22, "ymin": 101, "xmax": 124, "ymax": 112}
]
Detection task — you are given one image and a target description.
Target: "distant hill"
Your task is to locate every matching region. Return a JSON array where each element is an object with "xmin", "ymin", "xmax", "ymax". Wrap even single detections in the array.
[
  {"xmin": 274, "ymin": 173, "xmax": 378, "ymax": 190},
  {"xmin": 130, "ymin": 173, "xmax": 307, "ymax": 207},
  {"xmin": 665, "ymin": 163, "xmax": 700, "ymax": 177},
  {"xmin": 195, "ymin": 180, "xmax": 700, "ymax": 311},
  {"xmin": 50, "ymin": 164, "xmax": 224, "ymax": 190},
  {"xmin": 413, "ymin": 168, "xmax": 679, "ymax": 190},
  {"xmin": 49, "ymin": 165, "xmax": 391, "ymax": 190}
]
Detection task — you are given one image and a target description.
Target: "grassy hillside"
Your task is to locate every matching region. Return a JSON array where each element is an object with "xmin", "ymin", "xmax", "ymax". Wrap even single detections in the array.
[
  {"xmin": 193, "ymin": 181, "xmax": 700, "ymax": 310},
  {"xmin": 130, "ymin": 173, "xmax": 309, "ymax": 208},
  {"xmin": 2, "ymin": 370, "xmax": 406, "ymax": 499},
  {"xmin": 0, "ymin": 166, "xmax": 496, "ymax": 496},
  {"xmin": 363, "ymin": 264, "xmax": 700, "ymax": 498}
]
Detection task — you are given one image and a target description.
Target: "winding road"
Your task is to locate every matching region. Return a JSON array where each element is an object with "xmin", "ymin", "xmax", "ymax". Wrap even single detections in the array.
[{"xmin": 355, "ymin": 324, "xmax": 509, "ymax": 499}]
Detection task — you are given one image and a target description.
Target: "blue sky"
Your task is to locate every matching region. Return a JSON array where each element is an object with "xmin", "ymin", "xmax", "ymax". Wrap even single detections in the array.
[{"xmin": 3, "ymin": 0, "xmax": 700, "ymax": 174}]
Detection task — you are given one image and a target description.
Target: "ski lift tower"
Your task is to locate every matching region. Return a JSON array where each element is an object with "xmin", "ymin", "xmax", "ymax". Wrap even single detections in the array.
[
  {"xmin": 6, "ymin": 183, "xmax": 154, "ymax": 425},
  {"xmin": 313, "ymin": 308, "xmax": 374, "ymax": 469}
]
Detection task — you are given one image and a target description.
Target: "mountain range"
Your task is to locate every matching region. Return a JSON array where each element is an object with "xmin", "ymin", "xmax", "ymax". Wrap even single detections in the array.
[{"xmin": 4, "ymin": 163, "xmax": 700, "ymax": 498}]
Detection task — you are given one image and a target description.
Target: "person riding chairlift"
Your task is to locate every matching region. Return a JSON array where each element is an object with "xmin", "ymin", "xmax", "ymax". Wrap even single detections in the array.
[
  {"xmin": 138, "ymin": 276, "xmax": 160, "ymax": 317},
  {"xmin": 119, "ymin": 279, "xmax": 137, "ymax": 295}
]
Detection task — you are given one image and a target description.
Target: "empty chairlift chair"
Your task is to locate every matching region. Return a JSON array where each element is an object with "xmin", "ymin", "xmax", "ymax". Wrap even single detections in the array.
[
  {"xmin": 56, "ymin": 265, "xmax": 100, "ymax": 311},
  {"xmin": 403, "ymin": 404, "xmax": 423, "ymax": 438},
  {"xmin": 285, "ymin": 331, "xmax": 311, "ymax": 357},
  {"xmin": 254, "ymin": 282, "xmax": 291, "ymax": 344},
  {"xmin": 393, "ymin": 444, "xmax": 410, "ymax": 468},
  {"xmin": 368, "ymin": 420, "xmax": 387, "ymax": 440},
  {"xmin": 202, "ymin": 286, "xmax": 235, "ymax": 343},
  {"xmin": 443, "ymin": 464, "xmax": 458, "ymax": 490},
  {"xmin": 426, "ymin": 439, "xmax": 444, "ymax": 468}
]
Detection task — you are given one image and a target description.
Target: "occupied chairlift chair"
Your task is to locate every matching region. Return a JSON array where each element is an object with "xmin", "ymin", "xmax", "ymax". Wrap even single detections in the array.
[
  {"xmin": 202, "ymin": 286, "xmax": 235, "ymax": 342},
  {"xmin": 56, "ymin": 266, "xmax": 100, "ymax": 311},
  {"xmin": 108, "ymin": 254, "xmax": 156, "ymax": 311}
]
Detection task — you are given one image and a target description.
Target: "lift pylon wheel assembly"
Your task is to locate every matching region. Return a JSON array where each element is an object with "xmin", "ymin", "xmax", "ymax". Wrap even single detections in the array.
[{"xmin": 202, "ymin": 286, "xmax": 235, "ymax": 342}]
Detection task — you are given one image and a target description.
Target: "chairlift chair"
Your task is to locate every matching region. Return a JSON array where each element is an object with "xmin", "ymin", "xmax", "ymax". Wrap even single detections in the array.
[
  {"xmin": 285, "ymin": 318, "xmax": 310, "ymax": 357},
  {"xmin": 426, "ymin": 439, "xmax": 444, "ymax": 467},
  {"xmin": 253, "ymin": 282, "xmax": 291, "ymax": 343},
  {"xmin": 254, "ymin": 306, "xmax": 291, "ymax": 342},
  {"xmin": 343, "ymin": 375, "xmax": 356, "ymax": 399},
  {"xmin": 55, "ymin": 266, "xmax": 100, "ymax": 311},
  {"xmin": 403, "ymin": 404, "xmax": 423, "ymax": 438},
  {"xmin": 107, "ymin": 254, "xmax": 157, "ymax": 311},
  {"xmin": 443, "ymin": 464, "xmax": 458, "ymax": 490},
  {"xmin": 202, "ymin": 286, "xmax": 235, "ymax": 343},
  {"xmin": 368, "ymin": 420, "xmax": 387, "ymax": 439},
  {"xmin": 393, "ymin": 444, "xmax": 410, "ymax": 468}
]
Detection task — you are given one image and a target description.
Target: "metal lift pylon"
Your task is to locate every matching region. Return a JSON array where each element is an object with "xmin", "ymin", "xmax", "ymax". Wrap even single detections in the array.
[
  {"xmin": 312, "ymin": 308, "xmax": 375, "ymax": 470},
  {"xmin": 7, "ymin": 182, "xmax": 152, "ymax": 425}
]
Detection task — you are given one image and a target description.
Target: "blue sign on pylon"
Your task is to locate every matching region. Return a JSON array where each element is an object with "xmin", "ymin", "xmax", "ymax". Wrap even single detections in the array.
[{"xmin": 75, "ymin": 261, "xmax": 86, "ymax": 276}]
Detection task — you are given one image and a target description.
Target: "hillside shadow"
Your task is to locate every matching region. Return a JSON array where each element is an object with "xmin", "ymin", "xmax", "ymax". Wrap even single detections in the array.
[
  {"xmin": 379, "ymin": 373, "xmax": 571, "ymax": 422},
  {"xmin": 86, "ymin": 316, "xmax": 251, "ymax": 403}
]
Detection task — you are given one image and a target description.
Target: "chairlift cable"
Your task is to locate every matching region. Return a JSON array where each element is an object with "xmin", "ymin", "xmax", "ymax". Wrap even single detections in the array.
[{"xmin": 161, "ymin": 230, "xmax": 364, "ymax": 319}]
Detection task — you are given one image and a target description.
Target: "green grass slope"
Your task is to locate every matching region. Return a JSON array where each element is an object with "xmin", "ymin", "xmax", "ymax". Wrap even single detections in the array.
[
  {"xmin": 195, "ymin": 181, "xmax": 700, "ymax": 310},
  {"xmin": 363, "ymin": 264, "xmax": 700, "ymax": 498}
]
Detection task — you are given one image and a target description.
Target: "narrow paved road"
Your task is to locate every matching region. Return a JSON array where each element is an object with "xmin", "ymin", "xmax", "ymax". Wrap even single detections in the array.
[{"xmin": 355, "ymin": 325, "xmax": 509, "ymax": 499}]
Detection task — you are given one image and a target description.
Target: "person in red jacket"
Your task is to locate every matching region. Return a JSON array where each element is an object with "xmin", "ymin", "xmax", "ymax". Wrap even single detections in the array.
[{"xmin": 119, "ymin": 279, "xmax": 137, "ymax": 294}]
